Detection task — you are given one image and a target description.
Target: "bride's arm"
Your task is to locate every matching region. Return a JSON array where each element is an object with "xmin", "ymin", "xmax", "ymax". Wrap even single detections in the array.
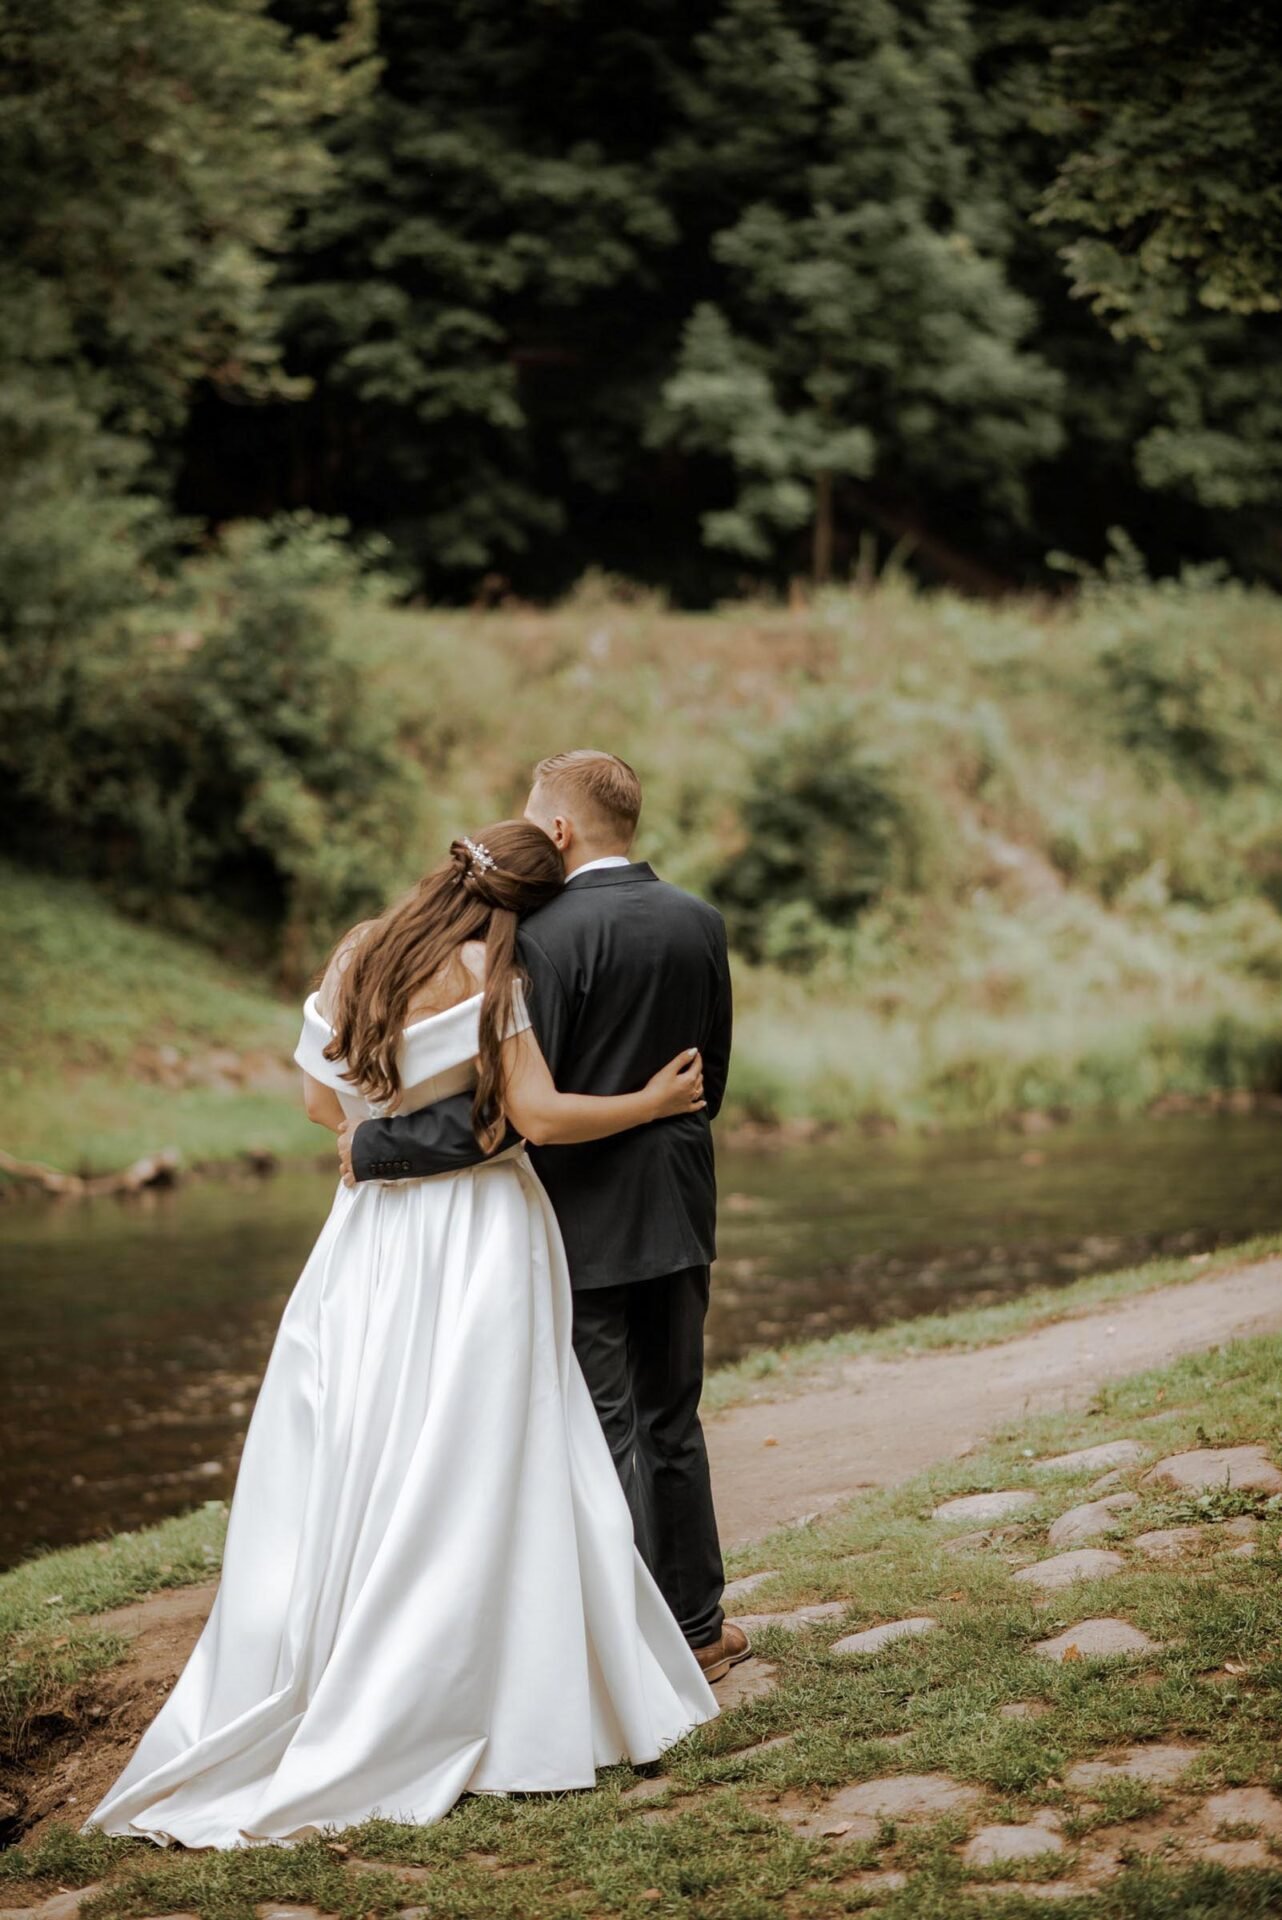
[
  {"xmin": 500, "ymin": 1027, "xmax": 705, "ymax": 1146},
  {"xmin": 302, "ymin": 1073, "xmax": 345, "ymax": 1133},
  {"xmin": 302, "ymin": 923, "xmax": 371, "ymax": 1134}
]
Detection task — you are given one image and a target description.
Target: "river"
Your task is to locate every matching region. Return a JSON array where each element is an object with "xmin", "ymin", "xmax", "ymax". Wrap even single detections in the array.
[{"xmin": 2, "ymin": 1111, "xmax": 1280, "ymax": 1569}]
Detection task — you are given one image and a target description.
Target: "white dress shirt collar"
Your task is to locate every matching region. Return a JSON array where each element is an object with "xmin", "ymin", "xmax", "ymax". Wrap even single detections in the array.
[{"xmin": 566, "ymin": 854, "xmax": 632, "ymax": 883}]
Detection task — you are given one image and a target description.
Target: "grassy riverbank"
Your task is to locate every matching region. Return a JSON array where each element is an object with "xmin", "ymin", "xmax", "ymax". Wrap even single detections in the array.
[
  {"xmin": 5, "ymin": 1298, "xmax": 1282, "ymax": 1913},
  {"xmin": 7, "ymin": 575, "xmax": 1282, "ymax": 1173},
  {"xmin": 3, "ymin": 865, "xmax": 317, "ymax": 1173}
]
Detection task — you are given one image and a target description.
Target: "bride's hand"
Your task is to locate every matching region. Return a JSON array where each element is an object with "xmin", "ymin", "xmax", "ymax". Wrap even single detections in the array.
[{"xmin": 645, "ymin": 1047, "xmax": 706, "ymax": 1119}]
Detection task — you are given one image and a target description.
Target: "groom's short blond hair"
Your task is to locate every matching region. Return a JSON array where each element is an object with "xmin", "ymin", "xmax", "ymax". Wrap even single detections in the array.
[{"xmin": 532, "ymin": 750, "xmax": 642, "ymax": 845}]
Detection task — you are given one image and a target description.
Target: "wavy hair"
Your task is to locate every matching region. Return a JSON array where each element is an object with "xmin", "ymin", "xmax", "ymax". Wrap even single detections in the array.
[{"xmin": 324, "ymin": 820, "xmax": 564, "ymax": 1148}]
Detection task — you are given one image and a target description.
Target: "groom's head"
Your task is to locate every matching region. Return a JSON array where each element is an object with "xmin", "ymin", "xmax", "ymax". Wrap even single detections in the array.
[{"xmin": 525, "ymin": 750, "xmax": 641, "ymax": 876}]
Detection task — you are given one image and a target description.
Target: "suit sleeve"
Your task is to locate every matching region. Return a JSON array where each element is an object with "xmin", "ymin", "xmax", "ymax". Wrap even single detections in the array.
[
  {"xmin": 350, "ymin": 1092, "xmax": 515, "ymax": 1183},
  {"xmin": 703, "ymin": 920, "xmax": 733, "ymax": 1120},
  {"xmin": 517, "ymin": 928, "xmax": 573, "ymax": 1078}
]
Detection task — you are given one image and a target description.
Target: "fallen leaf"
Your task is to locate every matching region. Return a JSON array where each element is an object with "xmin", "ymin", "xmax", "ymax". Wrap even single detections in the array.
[
  {"xmin": 821, "ymin": 1821, "xmax": 853, "ymax": 1837},
  {"xmin": 945, "ymin": 1590, "xmax": 965, "ymax": 1602},
  {"xmin": 763, "ymin": 1436, "xmax": 778, "ymax": 1447},
  {"xmin": 1061, "ymin": 1644, "xmax": 1083, "ymax": 1663},
  {"xmin": 1224, "ymin": 1659, "xmax": 1249, "ymax": 1676}
]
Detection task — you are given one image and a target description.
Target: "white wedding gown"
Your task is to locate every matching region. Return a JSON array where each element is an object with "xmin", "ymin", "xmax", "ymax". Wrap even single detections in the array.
[{"xmin": 82, "ymin": 990, "xmax": 718, "ymax": 1849}]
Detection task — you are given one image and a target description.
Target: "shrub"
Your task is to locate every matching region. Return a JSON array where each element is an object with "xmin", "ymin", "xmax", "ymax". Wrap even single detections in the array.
[
  {"xmin": 710, "ymin": 700, "xmax": 930, "ymax": 967},
  {"xmin": 1099, "ymin": 628, "xmax": 1264, "ymax": 787}
]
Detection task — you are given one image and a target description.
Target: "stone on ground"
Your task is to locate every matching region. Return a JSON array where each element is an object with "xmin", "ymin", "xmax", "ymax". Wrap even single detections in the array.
[
  {"xmin": 621, "ymin": 1775, "xmax": 670, "ymax": 1804},
  {"xmin": 716, "ymin": 1657, "xmax": 779, "ymax": 1706},
  {"xmin": 1087, "ymin": 1469, "xmax": 1126, "ymax": 1494},
  {"xmin": 1046, "ymin": 1492, "xmax": 1137, "ymax": 1549},
  {"xmin": 1064, "ymin": 1743, "xmax": 1200, "ymax": 1789},
  {"xmin": 834, "ymin": 1870, "xmax": 908, "ymax": 1893},
  {"xmin": 932, "ymin": 1490, "xmax": 1038, "ymax": 1525},
  {"xmin": 0, "ymin": 1893, "xmax": 104, "ymax": 1920},
  {"xmin": 737, "ymin": 1601, "xmax": 847, "ymax": 1632},
  {"xmin": 1134, "ymin": 1526, "xmax": 1206, "ymax": 1560},
  {"xmin": 1033, "ymin": 1618, "xmax": 1156, "ymax": 1662},
  {"xmin": 1197, "ymin": 1839, "xmax": 1275, "ymax": 1868},
  {"xmin": 1200, "ymin": 1786, "xmax": 1282, "ymax": 1835},
  {"xmin": 771, "ymin": 1786, "xmax": 878, "ymax": 1844},
  {"xmin": 1229, "ymin": 1540, "xmax": 1258, "ymax": 1559},
  {"xmin": 1013, "ymin": 1548, "xmax": 1125, "ymax": 1591},
  {"xmin": 999, "ymin": 1700, "xmax": 1050, "ymax": 1720},
  {"xmin": 722, "ymin": 1569, "xmax": 780, "ymax": 1605},
  {"xmin": 963, "ymin": 1824, "xmax": 1066, "ymax": 1866},
  {"xmin": 974, "ymin": 1884, "xmax": 1084, "ymax": 1903},
  {"xmin": 1032, "ymin": 1440, "xmax": 1144, "ymax": 1476},
  {"xmin": 783, "ymin": 1766, "xmax": 982, "ymax": 1827},
  {"xmin": 941, "ymin": 1526, "xmax": 1021, "ymax": 1556},
  {"xmin": 833, "ymin": 1617, "xmax": 938, "ymax": 1656},
  {"xmin": 1141, "ymin": 1445, "xmax": 1282, "ymax": 1495}
]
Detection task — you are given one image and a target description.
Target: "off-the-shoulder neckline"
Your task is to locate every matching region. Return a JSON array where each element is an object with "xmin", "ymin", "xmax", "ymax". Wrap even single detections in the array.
[{"xmin": 303, "ymin": 989, "xmax": 483, "ymax": 1035}]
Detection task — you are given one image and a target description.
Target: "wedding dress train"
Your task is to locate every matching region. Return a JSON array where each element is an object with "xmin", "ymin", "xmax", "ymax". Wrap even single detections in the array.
[{"xmin": 82, "ymin": 991, "xmax": 718, "ymax": 1848}]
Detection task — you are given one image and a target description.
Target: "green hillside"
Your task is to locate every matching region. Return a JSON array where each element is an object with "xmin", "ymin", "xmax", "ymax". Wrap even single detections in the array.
[
  {"xmin": 2, "ymin": 865, "xmax": 316, "ymax": 1174},
  {"xmin": 7, "ymin": 573, "xmax": 1282, "ymax": 1175}
]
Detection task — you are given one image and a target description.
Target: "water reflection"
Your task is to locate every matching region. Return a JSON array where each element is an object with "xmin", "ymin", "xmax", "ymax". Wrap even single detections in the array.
[{"xmin": 2, "ymin": 1113, "xmax": 1280, "ymax": 1568}]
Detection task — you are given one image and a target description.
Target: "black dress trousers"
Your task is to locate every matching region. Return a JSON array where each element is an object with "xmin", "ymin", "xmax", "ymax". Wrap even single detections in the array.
[{"xmin": 570, "ymin": 1265, "xmax": 726, "ymax": 1649}]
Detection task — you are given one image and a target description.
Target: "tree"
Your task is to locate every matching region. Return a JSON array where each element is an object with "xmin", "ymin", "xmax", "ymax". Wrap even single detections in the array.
[
  {"xmin": 1031, "ymin": 0, "xmax": 1282, "ymax": 346},
  {"xmin": 654, "ymin": 0, "xmax": 1064, "ymax": 583},
  {"xmin": 273, "ymin": 0, "xmax": 688, "ymax": 586},
  {"xmin": 975, "ymin": 1, "xmax": 1282, "ymax": 575}
]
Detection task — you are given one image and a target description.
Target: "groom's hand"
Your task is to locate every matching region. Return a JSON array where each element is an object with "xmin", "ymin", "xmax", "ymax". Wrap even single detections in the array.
[{"xmin": 337, "ymin": 1119, "xmax": 358, "ymax": 1188}]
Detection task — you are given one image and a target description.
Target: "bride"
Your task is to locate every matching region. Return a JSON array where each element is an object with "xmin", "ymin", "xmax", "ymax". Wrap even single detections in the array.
[{"xmin": 83, "ymin": 821, "xmax": 719, "ymax": 1850}]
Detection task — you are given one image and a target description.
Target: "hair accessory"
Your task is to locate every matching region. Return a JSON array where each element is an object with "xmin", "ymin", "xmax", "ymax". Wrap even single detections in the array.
[{"xmin": 461, "ymin": 835, "xmax": 496, "ymax": 874}]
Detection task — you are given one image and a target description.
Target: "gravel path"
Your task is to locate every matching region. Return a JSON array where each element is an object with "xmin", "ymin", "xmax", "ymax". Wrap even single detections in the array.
[{"xmin": 706, "ymin": 1256, "xmax": 1282, "ymax": 1547}]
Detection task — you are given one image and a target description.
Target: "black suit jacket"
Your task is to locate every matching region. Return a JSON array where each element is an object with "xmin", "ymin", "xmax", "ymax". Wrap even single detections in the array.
[{"xmin": 350, "ymin": 863, "xmax": 732, "ymax": 1289}]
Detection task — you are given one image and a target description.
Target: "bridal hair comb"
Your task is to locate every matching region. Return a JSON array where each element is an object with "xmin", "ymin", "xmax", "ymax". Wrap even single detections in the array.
[{"xmin": 461, "ymin": 836, "xmax": 497, "ymax": 873}]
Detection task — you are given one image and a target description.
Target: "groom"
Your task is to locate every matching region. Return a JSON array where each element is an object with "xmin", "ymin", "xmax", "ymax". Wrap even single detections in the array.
[{"xmin": 337, "ymin": 750, "xmax": 748, "ymax": 1681}]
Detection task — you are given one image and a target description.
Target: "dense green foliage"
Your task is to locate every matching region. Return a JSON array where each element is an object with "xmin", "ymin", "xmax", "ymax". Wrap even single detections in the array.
[{"xmin": 2, "ymin": 0, "xmax": 1277, "ymax": 614}]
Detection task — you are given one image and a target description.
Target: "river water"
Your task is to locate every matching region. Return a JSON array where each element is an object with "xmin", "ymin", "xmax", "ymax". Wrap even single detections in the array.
[{"xmin": 2, "ymin": 1112, "xmax": 1280, "ymax": 1570}]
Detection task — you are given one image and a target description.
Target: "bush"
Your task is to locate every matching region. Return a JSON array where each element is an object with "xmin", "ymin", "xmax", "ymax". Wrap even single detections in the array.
[
  {"xmin": 710, "ymin": 700, "xmax": 930, "ymax": 967},
  {"xmin": 5, "ymin": 515, "xmax": 421, "ymax": 982},
  {"xmin": 1099, "ymin": 627, "xmax": 1264, "ymax": 787}
]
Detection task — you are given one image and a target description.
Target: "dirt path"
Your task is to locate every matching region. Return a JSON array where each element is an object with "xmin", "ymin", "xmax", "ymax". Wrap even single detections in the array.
[{"xmin": 705, "ymin": 1256, "xmax": 1282, "ymax": 1548}]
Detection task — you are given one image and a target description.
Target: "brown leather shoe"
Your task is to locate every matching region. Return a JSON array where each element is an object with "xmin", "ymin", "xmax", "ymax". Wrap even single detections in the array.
[{"xmin": 693, "ymin": 1620, "xmax": 753, "ymax": 1684}]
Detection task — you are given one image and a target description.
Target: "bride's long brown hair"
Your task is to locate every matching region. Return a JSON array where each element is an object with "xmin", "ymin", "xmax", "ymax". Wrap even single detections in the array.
[{"xmin": 324, "ymin": 821, "xmax": 564, "ymax": 1148}]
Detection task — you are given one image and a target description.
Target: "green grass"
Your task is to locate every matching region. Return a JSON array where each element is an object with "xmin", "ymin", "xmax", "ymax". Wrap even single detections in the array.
[
  {"xmin": 702, "ymin": 1234, "xmax": 1282, "ymax": 1413},
  {"xmin": 0, "ymin": 1502, "xmax": 228, "ymax": 1762},
  {"xmin": 8, "ymin": 1335, "xmax": 1282, "ymax": 1915},
  {"xmin": 2, "ymin": 863, "xmax": 318, "ymax": 1173}
]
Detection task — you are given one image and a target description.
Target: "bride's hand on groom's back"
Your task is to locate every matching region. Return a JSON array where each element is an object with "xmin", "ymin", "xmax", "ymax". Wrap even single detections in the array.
[{"xmin": 645, "ymin": 1048, "xmax": 706, "ymax": 1120}]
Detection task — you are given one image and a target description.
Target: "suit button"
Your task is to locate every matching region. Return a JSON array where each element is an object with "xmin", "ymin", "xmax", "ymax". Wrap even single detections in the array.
[{"xmin": 400, "ymin": 1160, "xmax": 409, "ymax": 1173}]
